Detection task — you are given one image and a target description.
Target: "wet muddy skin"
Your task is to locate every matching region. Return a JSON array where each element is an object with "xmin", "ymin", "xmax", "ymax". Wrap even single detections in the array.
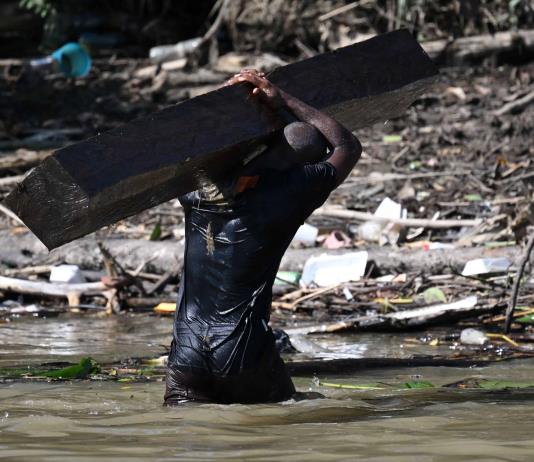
[{"xmin": 2, "ymin": 313, "xmax": 534, "ymax": 461}]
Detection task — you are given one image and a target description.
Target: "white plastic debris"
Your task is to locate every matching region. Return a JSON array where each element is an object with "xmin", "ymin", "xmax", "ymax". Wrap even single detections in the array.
[
  {"xmin": 460, "ymin": 328, "xmax": 488, "ymax": 346},
  {"xmin": 300, "ymin": 251, "xmax": 368, "ymax": 287},
  {"xmin": 342, "ymin": 287, "xmax": 354, "ymax": 301},
  {"xmin": 292, "ymin": 223, "xmax": 318, "ymax": 246},
  {"xmin": 461, "ymin": 257, "xmax": 512, "ymax": 276},
  {"xmin": 49, "ymin": 265, "xmax": 85, "ymax": 284},
  {"xmin": 375, "ymin": 197, "xmax": 402, "ymax": 219},
  {"xmin": 358, "ymin": 197, "xmax": 404, "ymax": 244},
  {"xmin": 149, "ymin": 37, "xmax": 202, "ymax": 63}
]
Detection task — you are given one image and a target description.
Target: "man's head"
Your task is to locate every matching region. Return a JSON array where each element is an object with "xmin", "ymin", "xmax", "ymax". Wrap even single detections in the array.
[
  {"xmin": 283, "ymin": 122, "xmax": 328, "ymax": 165},
  {"xmin": 244, "ymin": 122, "xmax": 328, "ymax": 172}
]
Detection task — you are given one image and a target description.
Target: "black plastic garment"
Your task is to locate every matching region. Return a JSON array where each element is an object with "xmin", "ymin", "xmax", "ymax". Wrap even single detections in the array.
[{"xmin": 166, "ymin": 161, "xmax": 337, "ymax": 401}]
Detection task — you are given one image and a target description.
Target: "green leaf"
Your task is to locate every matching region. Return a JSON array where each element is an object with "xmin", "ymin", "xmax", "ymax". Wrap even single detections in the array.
[
  {"xmin": 516, "ymin": 314, "xmax": 534, "ymax": 324},
  {"xmin": 403, "ymin": 380, "xmax": 435, "ymax": 389},
  {"xmin": 383, "ymin": 135, "xmax": 402, "ymax": 143},
  {"xmin": 149, "ymin": 221, "xmax": 162, "ymax": 241},
  {"xmin": 464, "ymin": 194, "xmax": 483, "ymax": 202},
  {"xmin": 275, "ymin": 271, "xmax": 301, "ymax": 285},
  {"xmin": 42, "ymin": 357, "xmax": 100, "ymax": 379},
  {"xmin": 423, "ymin": 287, "xmax": 447, "ymax": 304}
]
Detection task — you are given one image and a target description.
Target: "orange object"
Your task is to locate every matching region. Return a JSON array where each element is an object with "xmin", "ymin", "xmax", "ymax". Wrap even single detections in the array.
[
  {"xmin": 154, "ymin": 302, "xmax": 176, "ymax": 314},
  {"xmin": 235, "ymin": 175, "xmax": 259, "ymax": 194}
]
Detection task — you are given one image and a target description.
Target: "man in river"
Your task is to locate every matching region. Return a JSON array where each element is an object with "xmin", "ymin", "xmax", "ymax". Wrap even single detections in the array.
[{"xmin": 164, "ymin": 69, "xmax": 362, "ymax": 404}]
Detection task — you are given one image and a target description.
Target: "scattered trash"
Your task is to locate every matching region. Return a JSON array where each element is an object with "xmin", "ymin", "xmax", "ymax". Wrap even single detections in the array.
[
  {"xmin": 322, "ymin": 230, "xmax": 351, "ymax": 249},
  {"xmin": 376, "ymin": 274, "xmax": 407, "ymax": 283},
  {"xmin": 382, "ymin": 135, "xmax": 402, "ymax": 143},
  {"xmin": 292, "ymin": 223, "xmax": 318, "ymax": 246},
  {"xmin": 445, "ymin": 86, "xmax": 467, "ymax": 100},
  {"xmin": 149, "ymin": 37, "xmax": 202, "ymax": 63},
  {"xmin": 460, "ymin": 328, "xmax": 488, "ymax": 346},
  {"xmin": 154, "ymin": 302, "xmax": 176, "ymax": 314},
  {"xmin": 358, "ymin": 197, "xmax": 404, "ymax": 244},
  {"xmin": 49, "ymin": 265, "xmax": 85, "ymax": 284},
  {"xmin": 300, "ymin": 251, "xmax": 368, "ymax": 287},
  {"xmin": 30, "ymin": 42, "xmax": 91, "ymax": 78},
  {"xmin": 461, "ymin": 257, "xmax": 512, "ymax": 276},
  {"xmin": 275, "ymin": 271, "xmax": 301, "ymax": 285},
  {"xmin": 405, "ymin": 241, "xmax": 455, "ymax": 251},
  {"xmin": 342, "ymin": 287, "xmax": 354, "ymax": 301}
]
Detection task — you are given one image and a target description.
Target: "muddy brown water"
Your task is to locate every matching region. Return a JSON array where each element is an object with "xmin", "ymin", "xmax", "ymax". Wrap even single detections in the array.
[{"xmin": 1, "ymin": 314, "xmax": 534, "ymax": 461}]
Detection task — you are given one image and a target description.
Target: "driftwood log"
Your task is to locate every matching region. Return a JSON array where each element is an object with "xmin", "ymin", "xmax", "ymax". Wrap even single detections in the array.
[
  {"xmin": 0, "ymin": 230, "xmax": 519, "ymax": 276},
  {"xmin": 0, "ymin": 275, "xmax": 116, "ymax": 308},
  {"xmin": 4, "ymin": 29, "xmax": 438, "ymax": 250},
  {"xmin": 422, "ymin": 29, "xmax": 534, "ymax": 65}
]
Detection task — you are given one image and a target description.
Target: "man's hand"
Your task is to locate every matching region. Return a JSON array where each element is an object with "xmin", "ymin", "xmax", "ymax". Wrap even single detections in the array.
[
  {"xmin": 226, "ymin": 69, "xmax": 362, "ymax": 187},
  {"xmin": 225, "ymin": 69, "xmax": 286, "ymax": 110}
]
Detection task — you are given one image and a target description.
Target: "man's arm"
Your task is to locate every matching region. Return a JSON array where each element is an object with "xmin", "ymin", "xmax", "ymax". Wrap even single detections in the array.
[{"xmin": 227, "ymin": 69, "xmax": 362, "ymax": 186}]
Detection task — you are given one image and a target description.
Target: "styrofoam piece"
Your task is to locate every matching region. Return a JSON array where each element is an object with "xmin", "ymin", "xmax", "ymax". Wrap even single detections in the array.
[
  {"xmin": 460, "ymin": 328, "xmax": 488, "ymax": 346},
  {"xmin": 374, "ymin": 197, "xmax": 402, "ymax": 219},
  {"xmin": 461, "ymin": 257, "xmax": 512, "ymax": 276},
  {"xmin": 358, "ymin": 197, "xmax": 404, "ymax": 243},
  {"xmin": 49, "ymin": 265, "xmax": 86, "ymax": 284},
  {"xmin": 292, "ymin": 223, "xmax": 319, "ymax": 246},
  {"xmin": 300, "ymin": 251, "xmax": 368, "ymax": 287}
]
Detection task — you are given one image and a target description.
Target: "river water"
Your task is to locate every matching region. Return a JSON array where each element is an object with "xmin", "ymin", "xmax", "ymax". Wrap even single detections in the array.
[{"xmin": 1, "ymin": 313, "xmax": 534, "ymax": 461}]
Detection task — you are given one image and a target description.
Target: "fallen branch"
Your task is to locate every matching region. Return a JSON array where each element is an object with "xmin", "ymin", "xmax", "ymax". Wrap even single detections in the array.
[
  {"xmin": 504, "ymin": 232, "xmax": 534, "ymax": 333},
  {"xmin": 494, "ymin": 90, "xmax": 534, "ymax": 116},
  {"xmin": 287, "ymin": 296, "xmax": 502, "ymax": 334},
  {"xmin": 0, "ymin": 275, "xmax": 116, "ymax": 308},
  {"xmin": 422, "ymin": 29, "xmax": 534, "ymax": 65},
  {"xmin": 315, "ymin": 206, "xmax": 482, "ymax": 228},
  {"xmin": 272, "ymin": 284, "xmax": 340, "ymax": 310},
  {"xmin": 318, "ymin": 0, "xmax": 372, "ymax": 21}
]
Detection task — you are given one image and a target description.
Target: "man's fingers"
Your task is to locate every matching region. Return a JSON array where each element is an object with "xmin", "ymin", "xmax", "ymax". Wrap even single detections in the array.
[{"xmin": 235, "ymin": 73, "xmax": 266, "ymax": 88}]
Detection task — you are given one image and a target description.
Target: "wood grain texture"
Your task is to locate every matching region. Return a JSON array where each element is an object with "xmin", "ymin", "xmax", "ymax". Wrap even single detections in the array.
[{"xmin": 4, "ymin": 30, "xmax": 438, "ymax": 249}]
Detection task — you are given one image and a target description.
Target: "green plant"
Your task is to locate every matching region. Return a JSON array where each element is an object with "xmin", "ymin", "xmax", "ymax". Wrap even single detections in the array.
[{"xmin": 19, "ymin": 0, "xmax": 56, "ymax": 17}]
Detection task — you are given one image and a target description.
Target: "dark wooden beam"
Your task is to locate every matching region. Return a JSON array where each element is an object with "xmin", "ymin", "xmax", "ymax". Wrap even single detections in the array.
[{"xmin": 4, "ymin": 30, "xmax": 438, "ymax": 250}]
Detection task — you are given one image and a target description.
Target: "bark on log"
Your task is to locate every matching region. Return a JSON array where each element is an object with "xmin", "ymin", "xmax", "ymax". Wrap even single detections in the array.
[
  {"xmin": 4, "ymin": 30, "xmax": 438, "ymax": 250},
  {"xmin": 0, "ymin": 230, "xmax": 519, "ymax": 276}
]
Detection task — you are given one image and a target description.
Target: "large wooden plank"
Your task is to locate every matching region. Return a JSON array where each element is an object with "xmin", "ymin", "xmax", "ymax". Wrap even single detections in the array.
[{"xmin": 4, "ymin": 30, "xmax": 438, "ymax": 250}]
